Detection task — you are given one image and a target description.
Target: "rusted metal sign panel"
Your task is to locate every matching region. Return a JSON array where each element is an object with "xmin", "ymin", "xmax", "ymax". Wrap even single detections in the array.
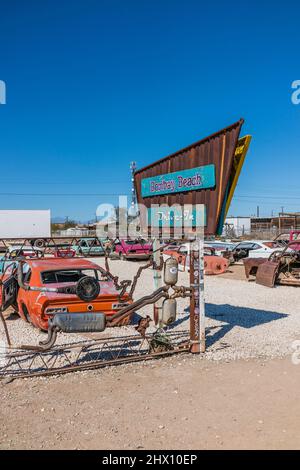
[
  {"xmin": 256, "ymin": 261, "xmax": 279, "ymax": 288},
  {"xmin": 225, "ymin": 135, "xmax": 252, "ymax": 217},
  {"xmin": 134, "ymin": 119, "xmax": 245, "ymax": 235}
]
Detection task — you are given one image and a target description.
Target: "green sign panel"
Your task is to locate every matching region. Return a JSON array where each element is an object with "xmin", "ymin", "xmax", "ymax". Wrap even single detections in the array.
[
  {"xmin": 141, "ymin": 164, "xmax": 216, "ymax": 198},
  {"xmin": 147, "ymin": 205, "xmax": 206, "ymax": 228}
]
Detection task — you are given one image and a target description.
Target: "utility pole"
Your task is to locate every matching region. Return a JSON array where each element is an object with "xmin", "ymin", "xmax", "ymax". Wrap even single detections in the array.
[
  {"xmin": 256, "ymin": 206, "xmax": 260, "ymax": 218},
  {"xmin": 0, "ymin": 79, "xmax": 6, "ymax": 105},
  {"xmin": 129, "ymin": 162, "xmax": 137, "ymax": 217}
]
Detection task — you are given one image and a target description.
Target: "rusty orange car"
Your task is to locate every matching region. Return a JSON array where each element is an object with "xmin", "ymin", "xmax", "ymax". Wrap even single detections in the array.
[{"xmin": 0, "ymin": 257, "xmax": 132, "ymax": 332}]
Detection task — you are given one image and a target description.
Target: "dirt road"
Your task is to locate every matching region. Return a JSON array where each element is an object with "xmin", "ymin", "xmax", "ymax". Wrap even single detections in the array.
[{"xmin": 1, "ymin": 354, "xmax": 300, "ymax": 450}]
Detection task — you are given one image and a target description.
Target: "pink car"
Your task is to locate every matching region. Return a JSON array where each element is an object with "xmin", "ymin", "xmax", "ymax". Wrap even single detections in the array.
[
  {"xmin": 290, "ymin": 231, "xmax": 300, "ymax": 251},
  {"xmin": 114, "ymin": 239, "xmax": 152, "ymax": 260}
]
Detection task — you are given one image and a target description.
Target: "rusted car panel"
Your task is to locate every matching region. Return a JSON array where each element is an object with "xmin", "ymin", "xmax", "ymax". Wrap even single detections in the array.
[
  {"xmin": 224, "ymin": 135, "xmax": 252, "ymax": 216},
  {"xmin": 204, "ymin": 255, "xmax": 229, "ymax": 275},
  {"xmin": 163, "ymin": 244, "xmax": 229, "ymax": 275},
  {"xmin": 134, "ymin": 120, "xmax": 244, "ymax": 235},
  {"xmin": 255, "ymin": 261, "xmax": 280, "ymax": 287},
  {"xmin": 243, "ymin": 258, "xmax": 268, "ymax": 279}
]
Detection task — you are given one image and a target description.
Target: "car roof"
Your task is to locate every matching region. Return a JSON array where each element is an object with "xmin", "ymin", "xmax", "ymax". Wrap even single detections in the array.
[
  {"xmin": 237, "ymin": 240, "xmax": 267, "ymax": 244},
  {"xmin": 79, "ymin": 237, "xmax": 100, "ymax": 240},
  {"xmin": 25, "ymin": 258, "xmax": 101, "ymax": 271},
  {"xmin": 8, "ymin": 245, "xmax": 41, "ymax": 250}
]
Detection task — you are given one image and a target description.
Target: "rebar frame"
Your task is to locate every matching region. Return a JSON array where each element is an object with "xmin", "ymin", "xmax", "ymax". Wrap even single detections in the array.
[{"xmin": 0, "ymin": 331, "xmax": 189, "ymax": 379}]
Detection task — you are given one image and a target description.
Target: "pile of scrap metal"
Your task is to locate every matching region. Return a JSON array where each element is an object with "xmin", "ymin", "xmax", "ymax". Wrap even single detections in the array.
[{"xmin": 243, "ymin": 241, "xmax": 300, "ymax": 287}]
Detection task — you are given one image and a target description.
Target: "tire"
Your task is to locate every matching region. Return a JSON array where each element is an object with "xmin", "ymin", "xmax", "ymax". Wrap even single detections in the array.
[
  {"xmin": 34, "ymin": 239, "xmax": 46, "ymax": 248},
  {"xmin": 75, "ymin": 276, "xmax": 100, "ymax": 301}
]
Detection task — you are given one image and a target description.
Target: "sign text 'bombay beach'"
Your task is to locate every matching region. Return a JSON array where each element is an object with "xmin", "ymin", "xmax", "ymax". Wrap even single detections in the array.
[{"xmin": 141, "ymin": 164, "xmax": 216, "ymax": 198}]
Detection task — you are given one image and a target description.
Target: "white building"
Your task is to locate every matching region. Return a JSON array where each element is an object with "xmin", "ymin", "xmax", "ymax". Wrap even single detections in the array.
[
  {"xmin": 0, "ymin": 209, "xmax": 51, "ymax": 239},
  {"xmin": 223, "ymin": 216, "xmax": 251, "ymax": 237}
]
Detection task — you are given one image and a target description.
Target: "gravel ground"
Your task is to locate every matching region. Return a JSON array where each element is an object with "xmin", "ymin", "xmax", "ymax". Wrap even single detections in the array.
[
  {"xmin": 1, "ymin": 258, "xmax": 300, "ymax": 451},
  {"xmin": 1, "ymin": 258, "xmax": 300, "ymax": 364}
]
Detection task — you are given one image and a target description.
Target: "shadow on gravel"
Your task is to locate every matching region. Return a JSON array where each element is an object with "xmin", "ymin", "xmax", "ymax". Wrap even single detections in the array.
[
  {"xmin": 167, "ymin": 312, "xmax": 189, "ymax": 329},
  {"xmin": 183, "ymin": 303, "xmax": 288, "ymax": 349},
  {"xmin": 205, "ymin": 303, "xmax": 288, "ymax": 349},
  {"xmin": 4, "ymin": 311, "xmax": 19, "ymax": 321}
]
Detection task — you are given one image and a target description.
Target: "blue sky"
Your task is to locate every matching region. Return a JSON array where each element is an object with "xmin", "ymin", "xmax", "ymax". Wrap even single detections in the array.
[{"xmin": 0, "ymin": 0, "xmax": 299, "ymax": 221}]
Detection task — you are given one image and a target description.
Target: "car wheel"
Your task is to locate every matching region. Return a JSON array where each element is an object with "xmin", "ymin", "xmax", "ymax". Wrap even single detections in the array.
[
  {"xmin": 76, "ymin": 276, "xmax": 100, "ymax": 301},
  {"xmin": 34, "ymin": 239, "xmax": 46, "ymax": 248}
]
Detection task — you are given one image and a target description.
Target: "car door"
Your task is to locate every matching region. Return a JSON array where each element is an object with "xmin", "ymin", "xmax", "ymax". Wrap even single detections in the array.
[
  {"xmin": 79, "ymin": 240, "xmax": 88, "ymax": 255},
  {"xmin": 1, "ymin": 262, "xmax": 18, "ymax": 310},
  {"xmin": 249, "ymin": 243, "xmax": 271, "ymax": 258},
  {"xmin": 89, "ymin": 239, "xmax": 102, "ymax": 255},
  {"xmin": 233, "ymin": 243, "xmax": 254, "ymax": 261},
  {"xmin": 120, "ymin": 240, "xmax": 127, "ymax": 255}
]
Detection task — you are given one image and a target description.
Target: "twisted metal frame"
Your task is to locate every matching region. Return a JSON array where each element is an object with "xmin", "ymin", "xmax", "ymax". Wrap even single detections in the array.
[{"xmin": 0, "ymin": 330, "xmax": 189, "ymax": 379}]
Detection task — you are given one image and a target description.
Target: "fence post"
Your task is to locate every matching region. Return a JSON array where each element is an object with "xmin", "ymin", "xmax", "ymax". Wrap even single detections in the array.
[
  {"xmin": 153, "ymin": 238, "xmax": 163, "ymax": 326},
  {"xmin": 189, "ymin": 228, "xmax": 205, "ymax": 353}
]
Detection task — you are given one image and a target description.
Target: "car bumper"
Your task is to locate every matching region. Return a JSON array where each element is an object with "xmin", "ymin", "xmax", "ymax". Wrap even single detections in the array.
[{"xmin": 125, "ymin": 253, "xmax": 151, "ymax": 260}]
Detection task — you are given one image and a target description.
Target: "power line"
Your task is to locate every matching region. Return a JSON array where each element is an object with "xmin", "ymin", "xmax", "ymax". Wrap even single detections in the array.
[
  {"xmin": 234, "ymin": 195, "xmax": 300, "ymax": 200},
  {"xmin": 0, "ymin": 180, "xmax": 127, "ymax": 185},
  {"xmin": 0, "ymin": 192, "xmax": 128, "ymax": 196},
  {"xmin": 233, "ymin": 200, "xmax": 300, "ymax": 207}
]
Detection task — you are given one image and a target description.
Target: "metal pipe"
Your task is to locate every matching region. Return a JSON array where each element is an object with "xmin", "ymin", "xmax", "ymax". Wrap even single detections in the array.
[
  {"xmin": 107, "ymin": 286, "xmax": 169, "ymax": 326},
  {"xmin": 128, "ymin": 260, "xmax": 153, "ymax": 299},
  {"xmin": 0, "ymin": 308, "xmax": 11, "ymax": 346}
]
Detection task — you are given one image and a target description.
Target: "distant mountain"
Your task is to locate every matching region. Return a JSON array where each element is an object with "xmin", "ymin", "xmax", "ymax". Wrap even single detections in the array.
[
  {"xmin": 51, "ymin": 216, "xmax": 92, "ymax": 224},
  {"xmin": 51, "ymin": 216, "xmax": 73, "ymax": 223}
]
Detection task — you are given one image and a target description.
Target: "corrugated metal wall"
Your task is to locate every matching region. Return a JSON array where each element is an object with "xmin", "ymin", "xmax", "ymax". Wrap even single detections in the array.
[{"xmin": 134, "ymin": 119, "xmax": 244, "ymax": 235}]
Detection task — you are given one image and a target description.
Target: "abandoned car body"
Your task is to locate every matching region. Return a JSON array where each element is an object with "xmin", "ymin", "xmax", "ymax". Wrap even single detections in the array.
[
  {"xmin": 71, "ymin": 238, "xmax": 105, "ymax": 256},
  {"xmin": 0, "ymin": 258, "xmax": 132, "ymax": 331},
  {"xmin": 231, "ymin": 240, "xmax": 284, "ymax": 262},
  {"xmin": 114, "ymin": 239, "xmax": 153, "ymax": 260},
  {"xmin": 243, "ymin": 241, "xmax": 300, "ymax": 287}
]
